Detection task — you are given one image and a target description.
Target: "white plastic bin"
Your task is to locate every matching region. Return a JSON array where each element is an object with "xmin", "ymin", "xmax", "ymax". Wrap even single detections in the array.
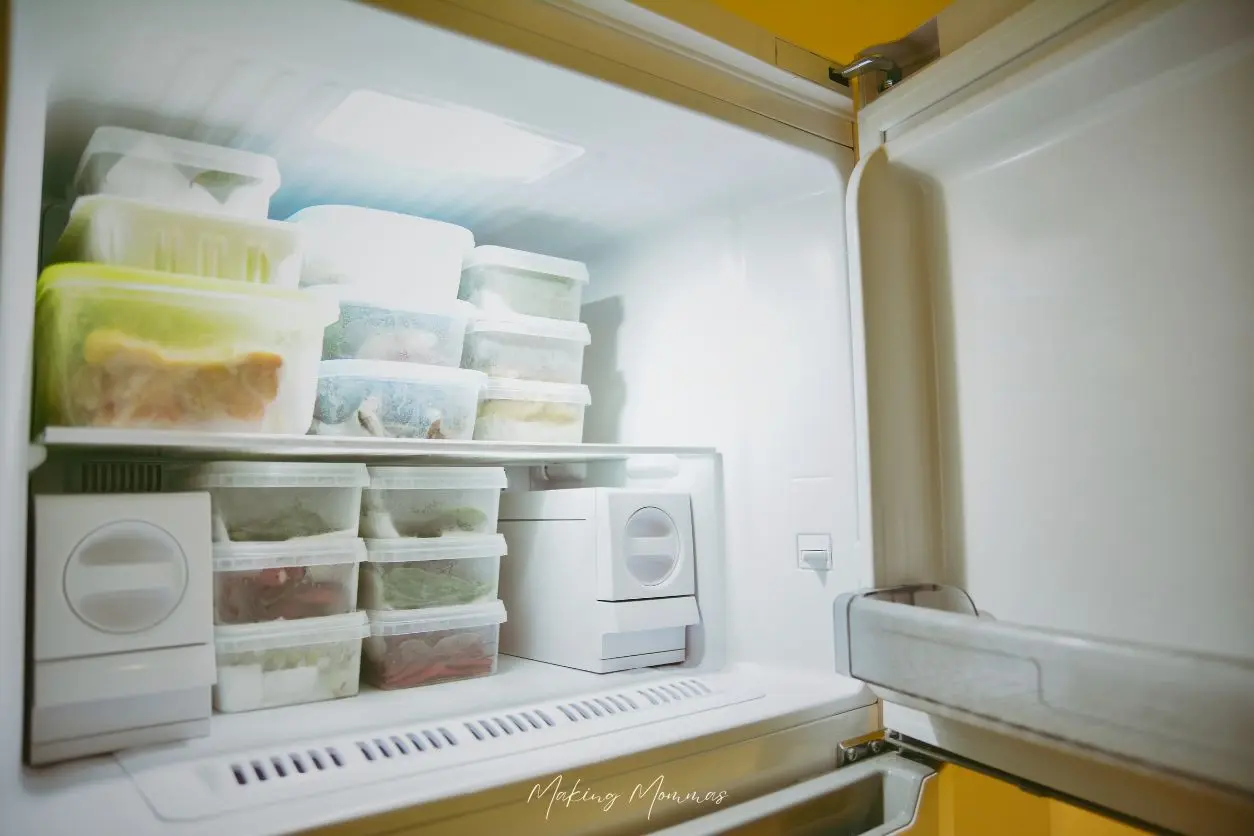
[
  {"xmin": 52, "ymin": 195, "xmax": 303, "ymax": 287},
  {"xmin": 360, "ymin": 466, "xmax": 508, "ymax": 539},
  {"xmin": 213, "ymin": 611, "xmax": 369, "ymax": 713},
  {"xmin": 309, "ymin": 286, "xmax": 473, "ymax": 367},
  {"xmin": 311, "ymin": 360, "xmax": 485, "ymax": 440},
  {"xmin": 287, "ymin": 205, "xmax": 473, "ymax": 299},
  {"xmin": 72, "ymin": 126, "xmax": 280, "ymax": 218},
  {"xmin": 213, "ymin": 538, "xmax": 367, "ymax": 624},
  {"xmin": 359, "ymin": 534, "xmax": 506, "ymax": 611},
  {"xmin": 362, "ymin": 601, "xmax": 505, "ymax": 690},
  {"xmin": 459, "ymin": 246, "xmax": 589, "ymax": 321},
  {"xmin": 474, "ymin": 379, "xmax": 591, "ymax": 442},
  {"xmin": 185, "ymin": 462, "xmax": 369, "ymax": 543},
  {"xmin": 462, "ymin": 313, "xmax": 590, "ymax": 384}
]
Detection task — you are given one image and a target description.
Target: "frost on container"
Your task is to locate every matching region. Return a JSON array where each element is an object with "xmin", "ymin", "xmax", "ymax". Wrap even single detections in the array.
[
  {"xmin": 362, "ymin": 602, "xmax": 505, "ymax": 691},
  {"xmin": 359, "ymin": 466, "xmax": 507, "ymax": 539},
  {"xmin": 473, "ymin": 379, "xmax": 591, "ymax": 443},
  {"xmin": 310, "ymin": 287, "xmax": 473, "ymax": 367},
  {"xmin": 311, "ymin": 360, "xmax": 485, "ymax": 440},
  {"xmin": 458, "ymin": 246, "xmax": 589, "ymax": 321},
  {"xmin": 461, "ymin": 313, "xmax": 590, "ymax": 384}
]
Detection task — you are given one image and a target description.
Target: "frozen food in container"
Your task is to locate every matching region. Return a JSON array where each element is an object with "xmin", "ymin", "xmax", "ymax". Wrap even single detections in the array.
[
  {"xmin": 359, "ymin": 466, "xmax": 507, "ymax": 539},
  {"xmin": 213, "ymin": 611, "xmax": 369, "ymax": 713},
  {"xmin": 33, "ymin": 264, "xmax": 337, "ymax": 434},
  {"xmin": 309, "ymin": 286, "xmax": 473, "ymax": 367},
  {"xmin": 474, "ymin": 379, "xmax": 591, "ymax": 442},
  {"xmin": 72, "ymin": 126, "xmax": 280, "ymax": 218},
  {"xmin": 184, "ymin": 462, "xmax": 370, "ymax": 543},
  {"xmin": 51, "ymin": 194, "xmax": 303, "ymax": 287},
  {"xmin": 213, "ymin": 538, "xmax": 366, "ymax": 624},
  {"xmin": 311, "ymin": 360, "xmax": 485, "ymax": 440},
  {"xmin": 359, "ymin": 534, "xmax": 506, "ymax": 611},
  {"xmin": 462, "ymin": 312, "xmax": 590, "ymax": 384},
  {"xmin": 458, "ymin": 246, "xmax": 588, "ymax": 321},
  {"xmin": 287, "ymin": 205, "xmax": 473, "ymax": 298},
  {"xmin": 362, "ymin": 601, "xmax": 505, "ymax": 690}
]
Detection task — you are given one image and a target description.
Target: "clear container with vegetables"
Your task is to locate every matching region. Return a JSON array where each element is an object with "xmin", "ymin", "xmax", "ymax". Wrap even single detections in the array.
[
  {"xmin": 184, "ymin": 462, "xmax": 369, "ymax": 543},
  {"xmin": 310, "ymin": 286, "xmax": 473, "ymax": 367},
  {"xmin": 362, "ymin": 601, "xmax": 505, "ymax": 691},
  {"xmin": 359, "ymin": 466, "xmax": 507, "ymax": 539},
  {"xmin": 213, "ymin": 611, "xmax": 369, "ymax": 713},
  {"xmin": 213, "ymin": 538, "xmax": 366, "ymax": 624},
  {"xmin": 474, "ymin": 378, "xmax": 591, "ymax": 443},
  {"xmin": 462, "ymin": 312, "xmax": 590, "ymax": 384},
  {"xmin": 458, "ymin": 246, "xmax": 588, "ymax": 321},
  {"xmin": 359, "ymin": 534, "xmax": 505, "ymax": 611},
  {"xmin": 311, "ymin": 360, "xmax": 485, "ymax": 440},
  {"xmin": 33, "ymin": 263, "xmax": 336, "ymax": 433}
]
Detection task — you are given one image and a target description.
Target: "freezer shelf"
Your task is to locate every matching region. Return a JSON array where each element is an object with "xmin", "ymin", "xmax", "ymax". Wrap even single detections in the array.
[{"xmin": 834, "ymin": 590, "xmax": 1254, "ymax": 797}]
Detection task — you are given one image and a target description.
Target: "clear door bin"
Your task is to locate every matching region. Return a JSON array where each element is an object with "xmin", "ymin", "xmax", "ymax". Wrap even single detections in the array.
[
  {"xmin": 359, "ymin": 535, "xmax": 506, "ymax": 610},
  {"xmin": 287, "ymin": 205, "xmax": 473, "ymax": 299},
  {"xmin": 362, "ymin": 601, "xmax": 505, "ymax": 691},
  {"xmin": 309, "ymin": 286, "xmax": 474, "ymax": 367},
  {"xmin": 184, "ymin": 462, "xmax": 369, "ymax": 543},
  {"xmin": 33, "ymin": 264, "xmax": 336, "ymax": 433},
  {"xmin": 474, "ymin": 379, "xmax": 591, "ymax": 442},
  {"xmin": 213, "ymin": 612, "xmax": 369, "ymax": 713},
  {"xmin": 51, "ymin": 195, "xmax": 303, "ymax": 287},
  {"xmin": 462, "ymin": 313, "xmax": 590, "ymax": 384},
  {"xmin": 359, "ymin": 466, "xmax": 508, "ymax": 539},
  {"xmin": 212, "ymin": 539, "xmax": 366, "ymax": 624},
  {"xmin": 458, "ymin": 246, "xmax": 589, "ymax": 321},
  {"xmin": 71, "ymin": 126, "xmax": 280, "ymax": 218},
  {"xmin": 311, "ymin": 360, "xmax": 485, "ymax": 440}
]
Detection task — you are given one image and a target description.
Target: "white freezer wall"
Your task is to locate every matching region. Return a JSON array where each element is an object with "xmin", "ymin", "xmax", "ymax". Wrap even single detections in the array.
[{"xmin": 580, "ymin": 170, "xmax": 873, "ymax": 672}]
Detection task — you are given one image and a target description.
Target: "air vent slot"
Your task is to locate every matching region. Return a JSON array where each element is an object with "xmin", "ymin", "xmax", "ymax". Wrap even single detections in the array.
[
  {"xmin": 229, "ymin": 747, "xmax": 344, "ymax": 785},
  {"xmin": 75, "ymin": 460, "xmax": 165, "ymax": 493}
]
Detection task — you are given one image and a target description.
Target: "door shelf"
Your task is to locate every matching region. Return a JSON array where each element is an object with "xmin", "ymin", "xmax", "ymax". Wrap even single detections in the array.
[{"xmin": 834, "ymin": 586, "xmax": 1254, "ymax": 796}]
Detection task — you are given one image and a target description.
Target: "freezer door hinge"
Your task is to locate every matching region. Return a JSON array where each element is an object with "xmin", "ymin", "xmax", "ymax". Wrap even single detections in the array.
[
  {"xmin": 836, "ymin": 732, "xmax": 897, "ymax": 767},
  {"xmin": 828, "ymin": 54, "xmax": 902, "ymax": 92}
]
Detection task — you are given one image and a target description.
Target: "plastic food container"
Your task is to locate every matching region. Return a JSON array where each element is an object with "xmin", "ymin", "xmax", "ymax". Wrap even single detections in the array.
[
  {"xmin": 359, "ymin": 535, "xmax": 506, "ymax": 611},
  {"xmin": 462, "ymin": 313, "xmax": 590, "ymax": 384},
  {"xmin": 72, "ymin": 126, "xmax": 280, "ymax": 218},
  {"xmin": 33, "ymin": 264, "xmax": 337, "ymax": 433},
  {"xmin": 474, "ymin": 379, "xmax": 591, "ymax": 442},
  {"xmin": 362, "ymin": 601, "xmax": 505, "ymax": 690},
  {"xmin": 185, "ymin": 462, "xmax": 370, "ymax": 543},
  {"xmin": 311, "ymin": 360, "xmax": 485, "ymax": 440},
  {"xmin": 287, "ymin": 205, "xmax": 473, "ymax": 299},
  {"xmin": 309, "ymin": 286, "xmax": 474, "ymax": 367},
  {"xmin": 459, "ymin": 246, "xmax": 589, "ymax": 321},
  {"xmin": 359, "ymin": 466, "xmax": 507, "ymax": 539},
  {"xmin": 213, "ymin": 539, "xmax": 366, "ymax": 624}
]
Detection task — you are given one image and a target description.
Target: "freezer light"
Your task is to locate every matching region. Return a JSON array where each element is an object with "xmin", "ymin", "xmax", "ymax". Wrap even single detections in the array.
[{"xmin": 315, "ymin": 89, "xmax": 584, "ymax": 183}]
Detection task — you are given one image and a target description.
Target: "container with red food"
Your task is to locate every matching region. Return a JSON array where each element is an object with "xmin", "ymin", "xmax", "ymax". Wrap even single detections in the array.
[
  {"xmin": 213, "ymin": 538, "xmax": 366, "ymax": 625},
  {"xmin": 362, "ymin": 600, "xmax": 505, "ymax": 690}
]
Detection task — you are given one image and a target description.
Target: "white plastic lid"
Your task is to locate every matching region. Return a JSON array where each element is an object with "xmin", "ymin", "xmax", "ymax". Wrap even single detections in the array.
[
  {"xmin": 74, "ymin": 126, "xmax": 280, "ymax": 192},
  {"xmin": 214, "ymin": 611, "xmax": 369, "ymax": 654},
  {"xmin": 286, "ymin": 205, "xmax": 475, "ymax": 248},
  {"xmin": 306, "ymin": 285, "xmax": 476, "ymax": 320},
  {"xmin": 482, "ymin": 378, "xmax": 592, "ymax": 405},
  {"xmin": 319, "ymin": 359, "xmax": 488, "ymax": 387},
  {"xmin": 186, "ymin": 461, "xmax": 369, "ymax": 489},
  {"xmin": 366, "ymin": 600, "xmax": 507, "ymax": 636},
  {"xmin": 468, "ymin": 312, "xmax": 591, "ymax": 344},
  {"xmin": 365, "ymin": 466, "xmax": 507, "ymax": 491},
  {"xmin": 364, "ymin": 534, "xmax": 507, "ymax": 564},
  {"xmin": 213, "ymin": 538, "xmax": 368, "ymax": 571},
  {"xmin": 463, "ymin": 246, "xmax": 589, "ymax": 284}
]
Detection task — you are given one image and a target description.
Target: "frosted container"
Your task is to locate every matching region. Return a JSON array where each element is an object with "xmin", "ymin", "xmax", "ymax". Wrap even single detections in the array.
[
  {"xmin": 474, "ymin": 379, "xmax": 591, "ymax": 442},
  {"xmin": 462, "ymin": 313, "xmax": 590, "ymax": 384},
  {"xmin": 213, "ymin": 538, "xmax": 366, "ymax": 624},
  {"xmin": 359, "ymin": 466, "xmax": 508, "ymax": 539},
  {"xmin": 213, "ymin": 612, "xmax": 368, "ymax": 713},
  {"xmin": 51, "ymin": 195, "xmax": 303, "ymax": 287},
  {"xmin": 72, "ymin": 126, "xmax": 280, "ymax": 218},
  {"xmin": 310, "ymin": 286, "xmax": 473, "ymax": 367},
  {"xmin": 459, "ymin": 246, "xmax": 589, "ymax": 321},
  {"xmin": 359, "ymin": 534, "xmax": 506, "ymax": 610},
  {"xmin": 287, "ymin": 205, "xmax": 473, "ymax": 298},
  {"xmin": 185, "ymin": 462, "xmax": 370, "ymax": 543},
  {"xmin": 33, "ymin": 264, "xmax": 336, "ymax": 433},
  {"xmin": 311, "ymin": 360, "xmax": 485, "ymax": 440},
  {"xmin": 362, "ymin": 601, "xmax": 505, "ymax": 691}
]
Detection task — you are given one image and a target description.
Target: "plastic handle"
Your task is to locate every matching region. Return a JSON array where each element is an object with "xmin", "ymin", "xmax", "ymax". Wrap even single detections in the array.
[
  {"xmin": 625, "ymin": 535, "xmax": 678, "ymax": 557},
  {"xmin": 74, "ymin": 562, "xmax": 179, "ymax": 595}
]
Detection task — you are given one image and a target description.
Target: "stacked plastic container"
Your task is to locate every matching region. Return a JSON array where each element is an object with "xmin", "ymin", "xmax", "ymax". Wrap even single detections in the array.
[
  {"xmin": 285, "ymin": 205, "xmax": 486, "ymax": 439},
  {"xmin": 358, "ymin": 466, "xmax": 509, "ymax": 690},
  {"xmin": 34, "ymin": 126, "xmax": 338, "ymax": 435},
  {"xmin": 458, "ymin": 247, "xmax": 593, "ymax": 442},
  {"xmin": 183, "ymin": 461, "xmax": 372, "ymax": 713}
]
